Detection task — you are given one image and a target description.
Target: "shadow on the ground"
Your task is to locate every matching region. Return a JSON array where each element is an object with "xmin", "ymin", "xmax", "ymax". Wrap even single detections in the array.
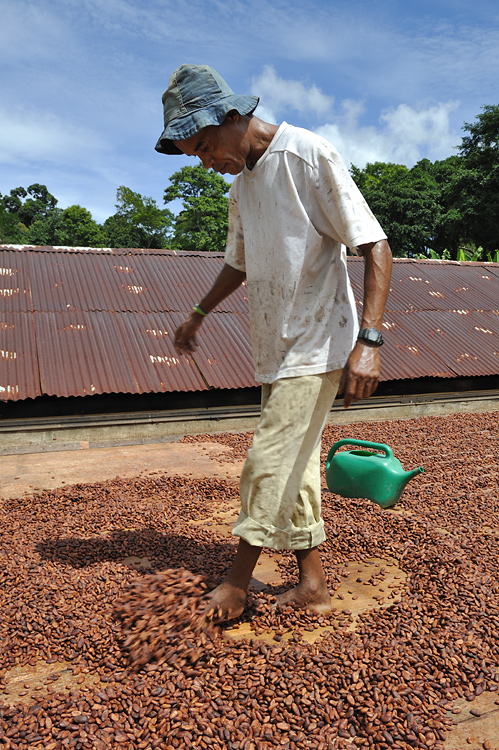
[{"xmin": 35, "ymin": 527, "xmax": 237, "ymax": 583}]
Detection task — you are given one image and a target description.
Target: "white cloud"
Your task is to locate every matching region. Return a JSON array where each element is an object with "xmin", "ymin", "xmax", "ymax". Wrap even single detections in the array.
[
  {"xmin": 0, "ymin": 2, "xmax": 74, "ymax": 62},
  {"xmin": 251, "ymin": 65, "xmax": 335, "ymax": 124},
  {"xmin": 380, "ymin": 103, "xmax": 460, "ymax": 163},
  {"xmin": 316, "ymin": 101, "xmax": 460, "ymax": 168},
  {"xmin": 0, "ymin": 104, "xmax": 121, "ymax": 222},
  {"xmin": 0, "ymin": 105, "xmax": 106, "ymax": 167},
  {"xmin": 250, "ymin": 67, "xmax": 460, "ymax": 168}
]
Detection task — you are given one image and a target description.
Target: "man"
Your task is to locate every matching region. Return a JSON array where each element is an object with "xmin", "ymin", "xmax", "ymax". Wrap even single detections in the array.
[{"xmin": 155, "ymin": 64, "xmax": 392, "ymax": 622}]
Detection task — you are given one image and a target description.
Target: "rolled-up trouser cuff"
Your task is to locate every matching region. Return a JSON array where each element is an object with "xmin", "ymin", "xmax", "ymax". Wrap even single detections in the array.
[{"xmin": 232, "ymin": 510, "xmax": 327, "ymax": 551}]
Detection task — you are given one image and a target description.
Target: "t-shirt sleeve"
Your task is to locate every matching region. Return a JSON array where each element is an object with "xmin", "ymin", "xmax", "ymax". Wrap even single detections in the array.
[
  {"xmin": 224, "ymin": 184, "xmax": 246, "ymax": 272},
  {"xmin": 310, "ymin": 149, "xmax": 387, "ymax": 256}
]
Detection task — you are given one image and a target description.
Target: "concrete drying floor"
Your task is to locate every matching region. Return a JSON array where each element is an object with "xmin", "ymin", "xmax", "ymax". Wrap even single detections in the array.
[{"xmin": 1, "ymin": 439, "xmax": 498, "ymax": 749}]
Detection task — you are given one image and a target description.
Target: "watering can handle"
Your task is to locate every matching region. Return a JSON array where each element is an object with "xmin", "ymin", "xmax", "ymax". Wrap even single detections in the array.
[{"xmin": 326, "ymin": 439, "xmax": 394, "ymax": 464}]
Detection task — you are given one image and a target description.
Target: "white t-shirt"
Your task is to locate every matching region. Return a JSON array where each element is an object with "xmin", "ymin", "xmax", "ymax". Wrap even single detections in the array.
[{"xmin": 225, "ymin": 122, "xmax": 386, "ymax": 384}]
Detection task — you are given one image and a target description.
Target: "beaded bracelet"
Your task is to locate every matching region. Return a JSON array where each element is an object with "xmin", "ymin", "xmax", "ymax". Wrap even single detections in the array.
[{"xmin": 192, "ymin": 304, "xmax": 208, "ymax": 316}]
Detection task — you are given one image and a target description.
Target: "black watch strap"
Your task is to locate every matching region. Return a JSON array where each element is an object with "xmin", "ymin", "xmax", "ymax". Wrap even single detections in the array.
[{"xmin": 357, "ymin": 328, "xmax": 384, "ymax": 347}]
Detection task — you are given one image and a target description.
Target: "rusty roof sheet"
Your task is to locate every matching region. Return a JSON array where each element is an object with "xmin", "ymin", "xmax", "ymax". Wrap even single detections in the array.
[
  {"xmin": 0, "ymin": 246, "xmax": 498, "ymax": 401},
  {"xmin": 380, "ymin": 310, "xmax": 499, "ymax": 380},
  {"xmin": 0, "ymin": 312, "xmax": 39, "ymax": 400},
  {"xmin": 378, "ymin": 312, "xmax": 455, "ymax": 381},
  {"xmin": 171, "ymin": 312, "xmax": 257, "ymax": 390},
  {"xmin": 347, "ymin": 256, "xmax": 499, "ymax": 312},
  {"xmin": 33, "ymin": 311, "xmax": 212, "ymax": 398},
  {"xmin": 1, "ymin": 246, "xmax": 248, "ymax": 314},
  {"xmin": 0, "ymin": 250, "xmax": 31, "ymax": 313}
]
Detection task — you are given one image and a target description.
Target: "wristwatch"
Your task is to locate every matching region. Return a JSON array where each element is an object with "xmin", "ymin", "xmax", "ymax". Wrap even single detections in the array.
[{"xmin": 357, "ymin": 328, "xmax": 384, "ymax": 347}]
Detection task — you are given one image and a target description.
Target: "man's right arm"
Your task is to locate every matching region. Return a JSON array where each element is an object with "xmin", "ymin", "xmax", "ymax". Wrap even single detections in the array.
[{"xmin": 174, "ymin": 263, "xmax": 247, "ymax": 355}]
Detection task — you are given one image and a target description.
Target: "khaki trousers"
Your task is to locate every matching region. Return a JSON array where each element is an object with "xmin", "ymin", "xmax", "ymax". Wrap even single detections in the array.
[{"xmin": 232, "ymin": 370, "xmax": 341, "ymax": 550}]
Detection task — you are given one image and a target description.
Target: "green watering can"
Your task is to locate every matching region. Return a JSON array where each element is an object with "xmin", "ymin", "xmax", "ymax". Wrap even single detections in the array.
[{"xmin": 326, "ymin": 439, "xmax": 424, "ymax": 509}]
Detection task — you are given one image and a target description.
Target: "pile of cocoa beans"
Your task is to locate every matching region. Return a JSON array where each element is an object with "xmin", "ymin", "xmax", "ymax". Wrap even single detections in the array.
[{"xmin": 0, "ymin": 411, "xmax": 497, "ymax": 749}]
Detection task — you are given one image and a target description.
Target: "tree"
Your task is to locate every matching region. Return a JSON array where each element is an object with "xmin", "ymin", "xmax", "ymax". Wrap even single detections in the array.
[
  {"xmin": 0, "ymin": 196, "xmax": 27, "ymax": 244},
  {"xmin": 449, "ymin": 105, "xmax": 499, "ymax": 256},
  {"xmin": 27, "ymin": 210, "xmax": 63, "ymax": 246},
  {"xmin": 2, "ymin": 184, "xmax": 57, "ymax": 227},
  {"xmin": 0, "ymin": 183, "xmax": 59, "ymax": 244},
  {"xmin": 350, "ymin": 161, "xmax": 442, "ymax": 257},
  {"xmin": 460, "ymin": 104, "xmax": 499, "ymax": 168},
  {"xmin": 164, "ymin": 164, "xmax": 230, "ymax": 252},
  {"xmin": 421, "ymin": 156, "xmax": 465, "ymax": 256},
  {"xmin": 56, "ymin": 205, "xmax": 107, "ymax": 247},
  {"xmin": 105, "ymin": 186, "xmax": 173, "ymax": 249},
  {"xmin": 103, "ymin": 213, "xmax": 149, "ymax": 250}
]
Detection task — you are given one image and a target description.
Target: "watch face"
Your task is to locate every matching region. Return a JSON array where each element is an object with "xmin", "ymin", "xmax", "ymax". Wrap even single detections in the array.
[{"xmin": 358, "ymin": 329, "xmax": 384, "ymax": 346}]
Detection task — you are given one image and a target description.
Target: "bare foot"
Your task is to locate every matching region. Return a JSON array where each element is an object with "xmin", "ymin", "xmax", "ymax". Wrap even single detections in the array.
[
  {"xmin": 275, "ymin": 583, "xmax": 331, "ymax": 614},
  {"xmin": 203, "ymin": 581, "xmax": 247, "ymax": 623}
]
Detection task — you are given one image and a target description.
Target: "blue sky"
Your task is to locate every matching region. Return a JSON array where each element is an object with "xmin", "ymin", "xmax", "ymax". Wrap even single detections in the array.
[{"xmin": 1, "ymin": 0, "xmax": 498, "ymax": 224}]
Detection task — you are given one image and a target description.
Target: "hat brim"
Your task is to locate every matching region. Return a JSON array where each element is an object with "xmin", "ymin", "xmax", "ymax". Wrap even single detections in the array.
[{"xmin": 155, "ymin": 94, "xmax": 259, "ymax": 155}]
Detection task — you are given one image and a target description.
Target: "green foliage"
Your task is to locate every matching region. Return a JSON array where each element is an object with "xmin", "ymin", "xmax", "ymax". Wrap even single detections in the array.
[
  {"xmin": 415, "ymin": 245, "xmax": 499, "ymax": 263},
  {"xmin": 27, "ymin": 210, "xmax": 63, "ymax": 246},
  {"xmin": 415, "ymin": 248, "xmax": 451, "ymax": 260},
  {"xmin": 350, "ymin": 160, "xmax": 442, "ymax": 257},
  {"xmin": 456, "ymin": 245, "xmax": 483, "ymax": 262},
  {"xmin": 460, "ymin": 105, "xmax": 499, "ymax": 166},
  {"xmin": 408, "ymin": 107, "xmax": 499, "ymax": 259},
  {"xmin": 0, "ymin": 186, "xmax": 106, "ymax": 247},
  {"xmin": 57, "ymin": 205, "xmax": 107, "ymax": 247},
  {"xmin": 452, "ymin": 105, "xmax": 499, "ymax": 255},
  {"xmin": 2, "ymin": 183, "xmax": 57, "ymax": 228},
  {"xmin": 0, "ymin": 204, "xmax": 27, "ymax": 244},
  {"xmin": 164, "ymin": 164, "xmax": 230, "ymax": 252},
  {"xmin": 102, "ymin": 213, "xmax": 149, "ymax": 250},
  {"xmin": 1, "ymin": 183, "xmax": 59, "ymax": 244},
  {"xmin": 26, "ymin": 203, "xmax": 105, "ymax": 247},
  {"xmin": 351, "ymin": 102, "xmax": 499, "ymax": 261},
  {"xmin": 420, "ymin": 156, "xmax": 463, "ymax": 255},
  {"xmin": 106, "ymin": 186, "xmax": 173, "ymax": 249}
]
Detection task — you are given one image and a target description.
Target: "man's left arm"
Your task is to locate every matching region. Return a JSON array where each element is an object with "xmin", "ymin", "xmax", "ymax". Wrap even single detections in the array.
[{"xmin": 339, "ymin": 239, "xmax": 392, "ymax": 408}]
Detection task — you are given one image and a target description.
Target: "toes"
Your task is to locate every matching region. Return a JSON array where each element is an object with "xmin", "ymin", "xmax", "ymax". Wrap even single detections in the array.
[
  {"xmin": 204, "ymin": 603, "xmax": 224, "ymax": 622},
  {"xmin": 204, "ymin": 603, "xmax": 241, "ymax": 625}
]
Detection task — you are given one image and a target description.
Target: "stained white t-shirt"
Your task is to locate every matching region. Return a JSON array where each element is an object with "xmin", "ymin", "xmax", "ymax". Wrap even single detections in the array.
[{"xmin": 224, "ymin": 122, "xmax": 386, "ymax": 384}]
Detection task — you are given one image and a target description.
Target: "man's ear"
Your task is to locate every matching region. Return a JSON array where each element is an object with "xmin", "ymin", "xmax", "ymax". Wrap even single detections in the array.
[{"xmin": 224, "ymin": 110, "xmax": 240, "ymax": 124}]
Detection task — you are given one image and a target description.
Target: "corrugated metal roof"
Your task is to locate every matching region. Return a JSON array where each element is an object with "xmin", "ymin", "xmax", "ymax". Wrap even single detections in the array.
[
  {"xmin": 113, "ymin": 312, "xmax": 207, "ymax": 393},
  {"xmin": 347, "ymin": 256, "xmax": 499, "ymax": 313},
  {"xmin": 0, "ymin": 245, "xmax": 498, "ymax": 401},
  {"xmin": 380, "ymin": 310, "xmax": 499, "ymax": 380},
  {"xmin": 33, "ymin": 310, "xmax": 223, "ymax": 397},
  {"xmin": 171, "ymin": 311, "xmax": 257, "ymax": 390},
  {"xmin": 378, "ymin": 311, "xmax": 456, "ymax": 381},
  {"xmin": 0, "ymin": 312, "xmax": 39, "ymax": 400},
  {"xmin": 1, "ymin": 246, "xmax": 249, "ymax": 314},
  {"xmin": 0, "ymin": 251, "xmax": 31, "ymax": 313}
]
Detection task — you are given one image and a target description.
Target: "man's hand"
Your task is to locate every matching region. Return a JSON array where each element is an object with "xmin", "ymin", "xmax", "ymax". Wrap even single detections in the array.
[
  {"xmin": 338, "ymin": 342, "xmax": 381, "ymax": 409},
  {"xmin": 339, "ymin": 238, "xmax": 391, "ymax": 408},
  {"xmin": 173, "ymin": 264, "xmax": 246, "ymax": 356},
  {"xmin": 174, "ymin": 314, "xmax": 203, "ymax": 355}
]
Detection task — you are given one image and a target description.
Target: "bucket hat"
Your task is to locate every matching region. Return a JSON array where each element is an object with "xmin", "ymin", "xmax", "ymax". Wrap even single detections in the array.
[{"xmin": 155, "ymin": 64, "xmax": 259, "ymax": 155}]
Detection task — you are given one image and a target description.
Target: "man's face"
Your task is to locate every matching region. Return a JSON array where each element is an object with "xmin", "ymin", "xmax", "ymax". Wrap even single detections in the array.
[{"xmin": 173, "ymin": 114, "xmax": 249, "ymax": 175}]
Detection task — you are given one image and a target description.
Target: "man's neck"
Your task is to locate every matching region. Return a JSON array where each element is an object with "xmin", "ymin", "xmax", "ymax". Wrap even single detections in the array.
[{"xmin": 245, "ymin": 118, "xmax": 279, "ymax": 170}]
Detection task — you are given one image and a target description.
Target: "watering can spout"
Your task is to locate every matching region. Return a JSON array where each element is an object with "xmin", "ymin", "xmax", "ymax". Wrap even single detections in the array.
[
  {"xmin": 398, "ymin": 465, "xmax": 424, "ymax": 494},
  {"xmin": 406, "ymin": 466, "xmax": 424, "ymax": 481}
]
